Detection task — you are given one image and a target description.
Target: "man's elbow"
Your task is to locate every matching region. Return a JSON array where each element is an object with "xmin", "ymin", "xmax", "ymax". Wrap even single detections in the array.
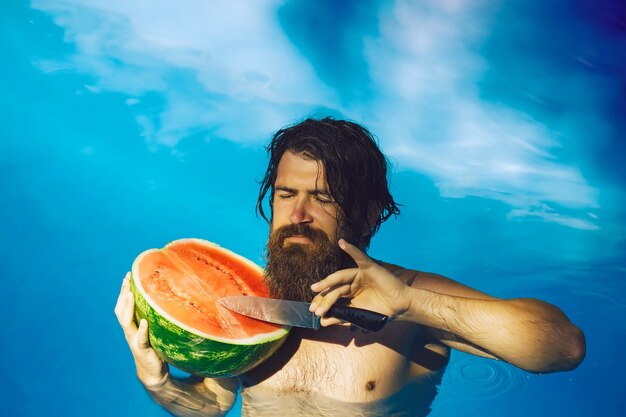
[
  {"xmin": 530, "ymin": 324, "xmax": 586, "ymax": 373},
  {"xmin": 562, "ymin": 325, "xmax": 586, "ymax": 370}
]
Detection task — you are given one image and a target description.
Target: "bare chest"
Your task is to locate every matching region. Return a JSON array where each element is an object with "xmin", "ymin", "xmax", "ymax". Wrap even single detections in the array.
[{"xmin": 241, "ymin": 324, "xmax": 422, "ymax": 402}]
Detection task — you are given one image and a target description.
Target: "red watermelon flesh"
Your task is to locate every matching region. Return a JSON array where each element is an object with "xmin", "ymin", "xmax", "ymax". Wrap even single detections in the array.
[{"xmin": 131, "ymin": 238, "xmax": 289, "ymax": 377}]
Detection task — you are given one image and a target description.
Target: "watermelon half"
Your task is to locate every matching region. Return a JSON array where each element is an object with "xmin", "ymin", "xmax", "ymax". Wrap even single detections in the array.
[{"xmin": 130, "ymin": 238, "xmax": 290, "ymax": 377}]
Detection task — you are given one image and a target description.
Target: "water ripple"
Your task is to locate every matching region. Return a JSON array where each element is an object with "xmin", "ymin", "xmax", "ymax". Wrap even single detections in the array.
[{"xmin": 445, "ymin": 357, "xmax": 532, "ymax": 402}]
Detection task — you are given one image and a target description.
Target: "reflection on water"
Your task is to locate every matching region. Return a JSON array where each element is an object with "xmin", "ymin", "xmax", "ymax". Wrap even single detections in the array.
[
  {"xmin": 240, "ymin": 371, "xmax": 443, "ymax": 417},
  {"xmin": 451, "ymin": 359, "xmax": 531, "ymax": 402}
]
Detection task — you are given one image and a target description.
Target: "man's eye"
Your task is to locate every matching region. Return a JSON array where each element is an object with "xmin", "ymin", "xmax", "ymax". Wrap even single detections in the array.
[
  {"xmin": 278, "ymin": 194, "xmax": 294, "ymax": 200},
  {"xmin": 316, "ymin": 197, "xmax": 334, "ymax": 205}
]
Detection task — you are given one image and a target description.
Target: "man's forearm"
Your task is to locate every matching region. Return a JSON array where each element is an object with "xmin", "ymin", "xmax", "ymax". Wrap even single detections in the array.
[
  {"xmin": 401, "ymin": 288, "xmax": 585, "ymax": 373},
  {"xmin": 144, "ymin": 376, "xmax": 236, "ymax": 417}
]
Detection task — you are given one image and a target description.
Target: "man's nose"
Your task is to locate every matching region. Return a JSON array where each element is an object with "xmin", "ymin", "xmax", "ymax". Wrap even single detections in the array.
[{"xmin": 289, "ymin": 198, "xmax": 313, "ymax": 225}]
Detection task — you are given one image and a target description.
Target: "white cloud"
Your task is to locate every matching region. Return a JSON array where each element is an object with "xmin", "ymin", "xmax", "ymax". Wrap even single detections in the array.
[
  {"xmin": 32, "ymin": 0, "xmax": 337, "ymax": 144},
  {"xmin": 508, "ymin": 208, "xmax": 600, "ymax": 231},
  {"xmin": 31, "ymin": 0, "xmax": 601, "ymax": 230},
  {"xmin": 361, "ymin": 0, "xmax": 599, "ymax": 228}
]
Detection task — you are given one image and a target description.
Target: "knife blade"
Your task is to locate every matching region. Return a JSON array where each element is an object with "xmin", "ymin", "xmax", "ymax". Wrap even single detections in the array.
[{"xmin": 217, "ymin": 295, "xmax": 388, "ymax": 332}]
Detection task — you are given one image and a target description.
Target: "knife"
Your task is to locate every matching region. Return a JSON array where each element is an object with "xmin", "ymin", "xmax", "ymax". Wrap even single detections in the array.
[{"xmin": 218, "ymin": 295, "xmax": 388, "ymax": 332}]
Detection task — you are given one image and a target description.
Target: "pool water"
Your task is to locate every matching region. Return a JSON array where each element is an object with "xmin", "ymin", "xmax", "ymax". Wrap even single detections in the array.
[{"xmin": 2, "ymin": 1, "xmax": 625, "ymax": 416}]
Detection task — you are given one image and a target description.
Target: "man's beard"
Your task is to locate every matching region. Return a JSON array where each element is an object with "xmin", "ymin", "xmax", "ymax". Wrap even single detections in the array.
[{"xmin": 264, "ymin": 224, "xmax": 355, "ymax": 302}]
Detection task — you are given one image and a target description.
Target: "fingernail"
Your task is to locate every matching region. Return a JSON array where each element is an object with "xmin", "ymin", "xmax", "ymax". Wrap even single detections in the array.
[
  {"xmin": 310, "ymin": 283, "xmax": 319, "ymax": 290},
  {"xmin": 315, "ymin": 307, "xmax": 324, "ymax": 316},
  {"xmin": 309, "ymin": 303, "xmax": 317, "ymax": 312}
]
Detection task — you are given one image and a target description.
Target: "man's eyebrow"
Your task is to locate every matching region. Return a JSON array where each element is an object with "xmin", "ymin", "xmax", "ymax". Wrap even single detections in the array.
[
  {"xmin": 274, "ymin": 186, "xmax": 332, "ymax": 197},
  {"xmin": 274, "ymin": 186, "xmax": 297, "ymax": 193},
  {"xmin": 310, "ymin": 189, "xmax": 332, "ymax": 197}
]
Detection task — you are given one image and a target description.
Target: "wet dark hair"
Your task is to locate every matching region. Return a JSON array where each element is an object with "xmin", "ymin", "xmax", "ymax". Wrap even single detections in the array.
[{"xmin": 256, "ymin": 117, "xmax": 400, "ymax": 248}]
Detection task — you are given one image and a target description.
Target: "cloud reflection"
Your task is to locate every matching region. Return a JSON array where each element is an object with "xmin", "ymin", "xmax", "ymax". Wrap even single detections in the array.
[{"xmin": 31, "ymin": 0, "xmax": 602, "ymax": 230}]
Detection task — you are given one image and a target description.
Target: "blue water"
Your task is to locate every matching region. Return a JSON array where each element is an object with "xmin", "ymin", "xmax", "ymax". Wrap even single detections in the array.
[{"xmin": 2, "ymin": 1, "xmax": 625, "ymax": 416}]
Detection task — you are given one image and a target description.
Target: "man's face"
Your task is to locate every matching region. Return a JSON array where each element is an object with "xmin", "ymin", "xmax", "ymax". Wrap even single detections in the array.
[
  {"xmin": 270, "ymin": 150, "xmax": 340, "ymax": 242},
  {"xmin": 264, "ymin": 151, "xmax": 354, "ymax": 301}
]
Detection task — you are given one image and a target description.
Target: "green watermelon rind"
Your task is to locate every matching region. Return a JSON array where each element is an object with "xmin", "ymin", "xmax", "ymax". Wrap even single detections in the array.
[{"xmin": 130, "ymin": 239, "xmax": 289, "ymax": 377}]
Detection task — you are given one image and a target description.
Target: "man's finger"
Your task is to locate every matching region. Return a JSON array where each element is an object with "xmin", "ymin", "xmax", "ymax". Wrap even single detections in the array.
[
  {"xmin": 114, "ymin": 274, "xmax": 131, "ymax": 317},
  {"xmin": 320, "ymin": 317, "xmax": 346, "ymax": 327},
  {"xmin": 117, "ymin": 296, "xmax": 138, "ymax": 346},
  {"xmin": 310, "ymin": 268, "xmax": 357, "ymax": 293},
  {"xmin": 309, "ymin": 293, "xmax": 324, "ymax": 311},
  {"xmin": 115, "ymin": 277, "xmax": 136, "ymax": 329},
  {"xmin": 137, "ymin": 319, "xmax": 151, "ymax": 350},
  {"xmin": 338, "ymin": 239, "xmax": 372, "ymax": 267},
  {"xmin": 119, "ymin": 291, "xmax": 136, "ymax": 326},
  {"xmin": 121, "ymin": 272, "xmax": 131, "ymax": 292},
  {"xmin": 312, "ymin": 284, "xmax": 351, "ymax": 317}
]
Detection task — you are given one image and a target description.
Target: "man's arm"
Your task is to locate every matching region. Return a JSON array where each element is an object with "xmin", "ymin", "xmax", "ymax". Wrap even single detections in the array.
[
  {"xmin": 310, "ymin": 240, "xmax": 585, "ymax": 374},
  {"xmin": 115, "ymin": 274, "xmax": 238, "ymax": 417},
  {"xmin": 143, "ymin": 376, "xmax": 239, "ymax": 417},
  {"xmin": 398, "ymin": 271, "xmax": 585, "ymax": 373}
]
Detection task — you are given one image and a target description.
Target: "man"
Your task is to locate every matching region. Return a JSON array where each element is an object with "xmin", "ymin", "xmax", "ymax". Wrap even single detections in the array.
[{"xmin": 115, "ymin": 117, "xmax": 585, "ymax": 416}]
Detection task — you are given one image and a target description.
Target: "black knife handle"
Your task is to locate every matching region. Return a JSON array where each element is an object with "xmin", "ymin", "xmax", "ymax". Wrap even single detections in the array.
[{"xmin": 327, "ymin": 305, "xmax": 388, "ymax": 332}]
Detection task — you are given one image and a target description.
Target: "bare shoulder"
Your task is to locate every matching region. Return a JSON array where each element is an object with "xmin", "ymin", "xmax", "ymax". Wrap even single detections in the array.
[{"xmin": 379, "ymin": 262, "xmax": 496, "ymax": 300}]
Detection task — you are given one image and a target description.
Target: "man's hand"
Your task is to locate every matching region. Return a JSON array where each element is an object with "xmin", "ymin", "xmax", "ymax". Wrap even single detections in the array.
[
  {"xmin": 115, "ymin": 273, "xmax": 170, "ymax": 389},
  {"xmin": 309, "ymin": 239, "xmax": 412, "ymax": 326}
]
